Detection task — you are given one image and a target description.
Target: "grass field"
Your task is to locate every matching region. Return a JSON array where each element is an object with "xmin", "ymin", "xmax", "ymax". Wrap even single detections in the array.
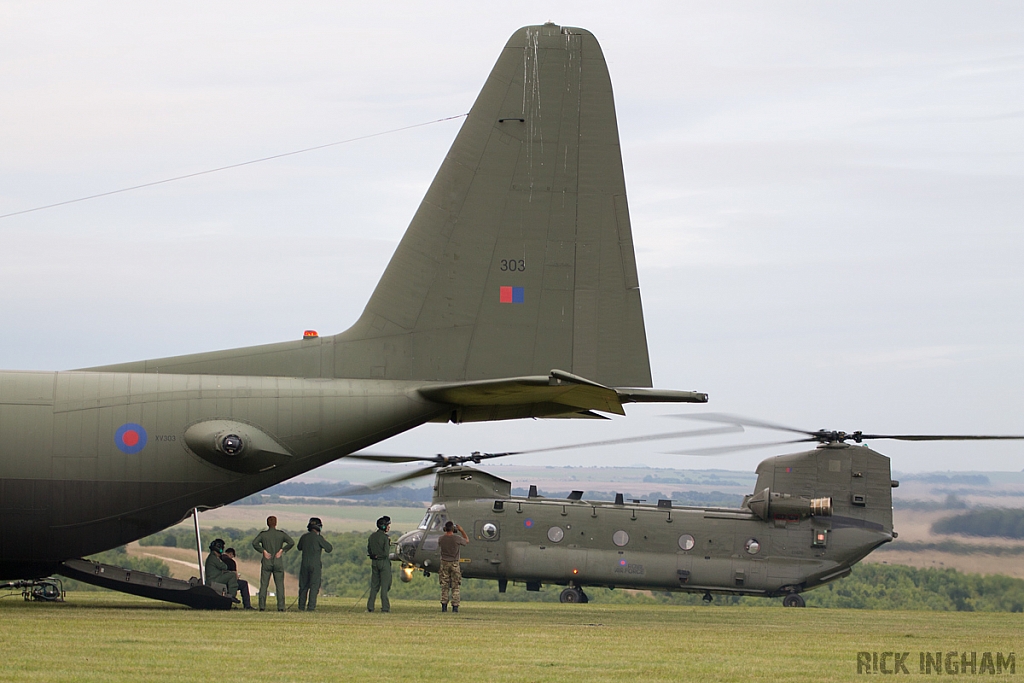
[{"xmin": 1, "ymin": 594, "xmax": 1019, "ymax": 682}]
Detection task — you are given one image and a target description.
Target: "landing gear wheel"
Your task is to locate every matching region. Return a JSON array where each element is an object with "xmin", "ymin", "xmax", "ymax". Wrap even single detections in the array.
[
  {"xmin": 782, "ymin": 593, "xmax": 805, "ymax": 608},
  {"xmin": 559, "ymin": 587, "xmax": 583, "ymax": 604}
]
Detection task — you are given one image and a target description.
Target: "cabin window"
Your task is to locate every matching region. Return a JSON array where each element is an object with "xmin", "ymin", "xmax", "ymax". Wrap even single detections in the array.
[
  {"xmin": 613, "ymin": 530, "xmax": 629, "ymax": 547},
  {"xmin": 678, "ymin": 534, "xmax": 695, "ymax": 551},
  {"xmin": 481, "ymin": 523, "xmax": 498, "ymax": 539},
  {"xmin": 745, "ymin": 538, "xmax": 761, "ymax": 555},
  {"xmin": 418, "ymin": 512, "xmax": 431, "ymax": 530},
  {"xmin": 547, "ymin": 526, "xmax": 564, "ymax": 543}
]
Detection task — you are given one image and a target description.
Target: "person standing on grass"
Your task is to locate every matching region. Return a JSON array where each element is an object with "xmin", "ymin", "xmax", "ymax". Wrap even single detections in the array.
[
  {"xmin": 297, "ymin": 517, "xmax": 333, "ymax": 612},
  {"xmin": 251, "ymin": 516, "xmax": 295, "ymax": 612},
  {"xmin": 438, "ymin": 521, "xmax": 468, "ymax": 613},
  {"xmin": 366, "ymin": 516, "xmax": 392, "ymax": 613}
]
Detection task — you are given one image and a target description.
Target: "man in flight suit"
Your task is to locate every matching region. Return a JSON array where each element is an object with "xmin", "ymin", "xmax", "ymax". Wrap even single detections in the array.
[
  {"xmin": 366, "ymin": 516, "xmax": 392, "ymax": 613},
  {"xmin": 203, "ymin": 538, "xmax": 240, "ymax": 604},
  {"xmin": 297, "ymin": 517, "xmax": 333, "ymax": 611},
  {"xmin": 438, "ymin": 521, "xmax": 469, "ymax": 613},
  {"xmin": 251, "ymin": 516, "xmax": 295, "ymax": 611}
]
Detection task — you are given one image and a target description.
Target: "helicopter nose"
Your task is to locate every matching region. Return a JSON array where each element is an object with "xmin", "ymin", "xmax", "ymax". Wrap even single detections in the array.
[{"xmin": 395, "ymin": 530, "xmax": 423, "ymax": 563}]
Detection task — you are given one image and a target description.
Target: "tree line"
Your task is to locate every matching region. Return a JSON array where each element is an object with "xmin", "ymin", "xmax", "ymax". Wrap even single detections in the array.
[{"xmin": 932, "ymin": 508, "xmax": 1024, "ymax": 539}]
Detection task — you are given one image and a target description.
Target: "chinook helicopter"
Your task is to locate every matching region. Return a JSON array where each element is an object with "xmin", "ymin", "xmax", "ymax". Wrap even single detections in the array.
[{"xmin": 343, "ymin": 415, "xmax": 1024, "ymax": 606}]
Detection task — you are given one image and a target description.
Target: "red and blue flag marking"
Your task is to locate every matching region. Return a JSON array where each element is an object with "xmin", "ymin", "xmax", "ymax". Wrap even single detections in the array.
[
  {"xmin": 115, "ymin": 423, "xmax": 148, "ymax": 454},
  {"xmin": 499, "ymin": 286, "xmax": 524, "ymax": 304}
]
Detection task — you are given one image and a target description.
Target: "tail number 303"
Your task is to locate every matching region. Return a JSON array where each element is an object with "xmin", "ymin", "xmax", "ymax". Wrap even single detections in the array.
[{"xmin": 500, "ymin": 259, "xmax": 526, "ymax": 272}]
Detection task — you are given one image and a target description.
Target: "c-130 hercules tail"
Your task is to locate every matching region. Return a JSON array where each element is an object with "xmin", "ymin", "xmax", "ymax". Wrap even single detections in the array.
[{"xmin": 0, "ymin": 24, "xmax": 705, "ymax": 581}]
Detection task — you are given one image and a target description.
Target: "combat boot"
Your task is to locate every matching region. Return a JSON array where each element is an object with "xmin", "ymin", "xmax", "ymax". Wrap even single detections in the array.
[
  {"xmin": 441, "ymin": 603, "xmax": 447, "ymax": 612},
  {"xmin": 452, "ymin": 605, "xmax": 459, "ymax": 613}
]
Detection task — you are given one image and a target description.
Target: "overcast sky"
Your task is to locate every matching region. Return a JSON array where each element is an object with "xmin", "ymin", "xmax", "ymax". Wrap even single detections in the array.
[{"xmin": 2, "ymin": 2, "xmax": 1022, "ymax": 473}]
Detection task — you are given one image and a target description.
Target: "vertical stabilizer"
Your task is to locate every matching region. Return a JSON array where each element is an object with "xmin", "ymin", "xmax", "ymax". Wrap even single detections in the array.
[
  {"xmin": 332, "ymin": 24, "xmax": 651, "ymax": 387},
  {"xmin": 85, "ymin": 25, "xmax": 654, "ymax": 386}
]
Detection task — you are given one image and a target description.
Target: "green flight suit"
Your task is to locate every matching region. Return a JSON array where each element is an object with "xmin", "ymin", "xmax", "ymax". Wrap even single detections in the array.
[
  {"xmin": 297, "ymin": 531, "xmax": 333, "ymax": 611},
  {"xmin": 251, "ymin": 527, "xmax": 295, "ymax": 611},
  {"xmin": 204, "ymin": 551, "xmax": 238, "ymax": 599},
  {"xmin": 366, "ymin": 529, "xmax": 392, "ymax": 612}
]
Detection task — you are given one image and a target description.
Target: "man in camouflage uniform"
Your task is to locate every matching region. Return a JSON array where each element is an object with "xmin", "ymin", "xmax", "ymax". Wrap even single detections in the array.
[
  {"xmin": 251, "ymin": 516, "xmax": 295, "ymax": 611},
  {"xmin": 297, "ymin": 517, "xmax": 333, "ymax": 611},
  {"xmin": 366, "ymin": 516, "xmax": 392, "ymax": 613},
  {"xmin": 438, "ymin": 521, "xmax": 468, "ymax": 613}
]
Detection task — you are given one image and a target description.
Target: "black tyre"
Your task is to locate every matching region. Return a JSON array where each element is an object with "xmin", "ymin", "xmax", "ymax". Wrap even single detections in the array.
[
  {"xmin": 559, "ymin": 587, "xmax": 582, "ymax": 604},
  {"xmin": 782, "ymin": 593, "xmax": 805, "ymax": 608}
]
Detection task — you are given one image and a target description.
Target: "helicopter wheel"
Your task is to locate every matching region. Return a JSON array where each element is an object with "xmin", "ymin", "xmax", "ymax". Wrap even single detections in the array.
[
  {"xmin": 559, "ymin": 587, "xmax": 583, "ymax": 604},
  {"xmin": 782, "ymin": 593, "xmax": 805, "ymax": 608}
]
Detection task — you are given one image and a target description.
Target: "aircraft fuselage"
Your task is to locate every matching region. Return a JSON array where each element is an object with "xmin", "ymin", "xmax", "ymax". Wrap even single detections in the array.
[{"xmin": 0, "ymin": 369, "xmax": 444, "ymax": 577}]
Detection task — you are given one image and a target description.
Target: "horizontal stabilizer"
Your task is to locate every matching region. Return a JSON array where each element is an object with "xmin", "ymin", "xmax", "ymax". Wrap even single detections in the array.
[
  {"xmin": 419, "ymin": 369, "xmax": 705, "ymax": 423},
  {"xmin": 420, "ymin": 370, "xmax": 623, "ymax": 418},
  {"xmin": 616, "ymin": 388, "xmax": 708, "ymax": 404}
]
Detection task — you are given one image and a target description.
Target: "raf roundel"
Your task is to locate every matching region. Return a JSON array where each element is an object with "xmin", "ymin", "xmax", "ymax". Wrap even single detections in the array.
[{"xmin": 114, "ymin": 423, "xmax": 148, "ymax": 455}]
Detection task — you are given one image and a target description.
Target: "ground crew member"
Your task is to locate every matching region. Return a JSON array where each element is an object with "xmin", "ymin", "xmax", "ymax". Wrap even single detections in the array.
[
  {"xmin": 366, "ymin": 516, "xmax": 392, "ymax": 613},
  {"xmin": 438, "ymin": 521, "xmax": 468, "ymax": 613},
  {"xmin": 251, "ymin": 516, "xmax": 295, "ymax": 611},
  {"xmin": 222, "ymin": 548, "xmax": 254, "ymax": 610},
  {"xmin": 203, "ymin": 538, "xmax": 240, "ymax": 604},
  {"xmin": 297, "ymin": 517, "xmax": 333, "ymax": 611}
]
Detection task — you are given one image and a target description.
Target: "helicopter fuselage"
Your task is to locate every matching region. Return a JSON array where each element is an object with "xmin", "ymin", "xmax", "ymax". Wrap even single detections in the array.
[{"xmin": 395, "ymin": 444, "xmax": 896, "ymax": 601}]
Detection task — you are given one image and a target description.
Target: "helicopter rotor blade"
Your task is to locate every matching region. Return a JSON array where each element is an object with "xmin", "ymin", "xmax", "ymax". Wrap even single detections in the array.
[
  {"xmin": 672, "ymin": 414, "xmax": 1024, "ymax": 446},
  {"xmin": 345, "ymin": 453, "xmax": 439, "ymax": 464},
  {"xmin": 672, "ymin": 413, "xmax": 823, "ymax": 439},
  {"xmin": 856, "ymin": 434, "xmax": 1024, "ymax": 442},
  {"xmin": 501, "ymin": 424, "xmax": 744, "ymax": 457},
  {"xmin": 343, "ymin": 425, "xmax": 746, "ymax": 466},
  {"xmin": 325, "ymin": 465, "xmax": 440, "ymax": 497},
  {"xmin": 667, "ymin": 438, "xmax": 819, "ymax": 454}
]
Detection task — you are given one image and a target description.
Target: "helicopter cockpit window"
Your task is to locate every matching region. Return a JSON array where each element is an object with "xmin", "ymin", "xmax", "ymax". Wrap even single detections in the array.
[
  {"xmin": 613, "ymin": 530, "xmax": 629, "ymax": 547},
  {"xmin": 430, "ymin": 514, "xmax": 448, "ymax": 531},
  {"xmin": 678, "ymin": 534, "xmax": 695, "ymax": 551},
  {"xmin": 418, "ymin": 512, "xmax": 431, "ymax": 530},
  {"xmin": 547, "ymin": 526, "xmax": 564, "ymax": 543},
  {"xmin": 745, "ymin": 538, "xmax": 761, "ymax": 555}
]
